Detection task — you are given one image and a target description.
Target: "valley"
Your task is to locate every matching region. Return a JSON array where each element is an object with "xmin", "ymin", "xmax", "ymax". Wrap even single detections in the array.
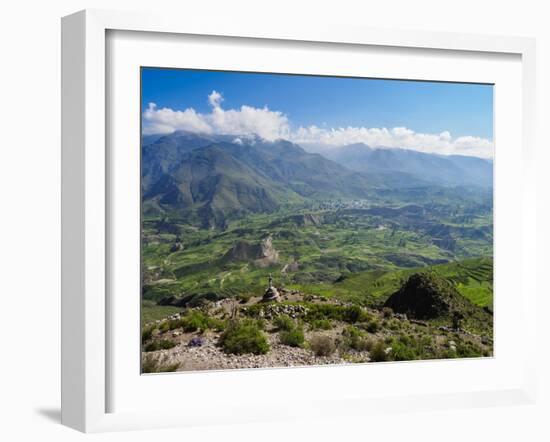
[{"xmin": 140, "ymin": 132, "xmax": 494, "ymax": 372}]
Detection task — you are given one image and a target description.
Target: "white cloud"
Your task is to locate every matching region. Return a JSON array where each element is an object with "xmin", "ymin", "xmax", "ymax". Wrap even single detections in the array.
[
  {"xmin": 143, "ymin": 91, "xmax": 494, "ymax": 159},
  {"xmin": 208, "ymin": 90, "xmax": 223, "ymax": 108},
  {"xmin": 143, "ymin": 103, "xmax": 213, "ymax": 135},
  {"xmin": 292, "ymin": 126, "xmax": 494, "ymax": 158},
  {"xmin": 143, "ymin": 91, "xmax": 290, "ymax": 141}
]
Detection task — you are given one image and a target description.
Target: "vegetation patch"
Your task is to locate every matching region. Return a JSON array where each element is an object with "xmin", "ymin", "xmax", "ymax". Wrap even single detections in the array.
[
  {"xmin": 218, "ymin": 320, "xmax": 270, "ymax": 355},
  {"xmin": 144, "ymin": 339, "xmax": 177, "ymax": 352},
  {"xmin": 273, "ymin": 314, "xmax": 295, "ymax": 331},
  {"xmin": 305, "ymin": 303, "xmax": 370, "ymax": 324},
  {"xmin": 179, "ymin": 310, "xmax": 226, "ymax": 332},
  {"xmin": 308, "ymin": 319, "xmax": 333, "ymax": 330},
  {"xmin": 279, "ymin": 326, "xmax": 305, "ymax": 347},
  {"xmin": 342, "ymin": 326, "xmax": 373, "ymax": 352},
  {"xmin": 309, "ymin": 335, "xmax": 336, "ymax": 357},
  {"xmin": 142, "ymin": 355, "xmax": 180, "ymax": 373}
]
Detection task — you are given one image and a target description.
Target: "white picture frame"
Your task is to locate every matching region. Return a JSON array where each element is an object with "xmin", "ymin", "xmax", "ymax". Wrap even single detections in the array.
[{"xmin": 61, "ymin": 9, "xmax": 537, "ymax": 433}]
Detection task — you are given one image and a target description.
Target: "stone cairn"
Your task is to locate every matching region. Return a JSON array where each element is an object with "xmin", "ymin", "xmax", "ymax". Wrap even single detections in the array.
[{"xmin": 262, "ymin": 274, "xmax": 280, "ymax": 302}]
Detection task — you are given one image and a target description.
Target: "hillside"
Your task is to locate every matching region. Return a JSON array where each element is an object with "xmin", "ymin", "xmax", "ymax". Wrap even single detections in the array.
[
  {"xmin": 142, "ymin": 133, "xmax": 384, "ymax": 227},
  {"xmin": 142, "ymin": 133, "xmax": 493, "ymax": 229},
  {"xmin": 140, "ymin": 131, "xmax": 494, "ymax": 372}
]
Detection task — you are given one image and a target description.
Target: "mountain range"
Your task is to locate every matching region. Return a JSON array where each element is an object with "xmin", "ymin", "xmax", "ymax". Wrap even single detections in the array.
[
  {"xmin": 310, "ymin": 143, "xmax": 493, "ymax": 188},
  {"xmin": 142, "ymin": 131, "xmax": 493, "ymax": 228}
]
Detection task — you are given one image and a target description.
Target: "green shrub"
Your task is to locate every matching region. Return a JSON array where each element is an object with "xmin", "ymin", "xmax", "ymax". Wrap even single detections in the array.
[
  {"xmin": 274, "ymin": 314, "xmax": 294, "ymax": 331},
  {"xmin": 142, "ymin": 355, "xmax": 180, "ymax": 373},
  {"xmin": 365, "ymin": 320, "xmax": 380, "ymax": 333},
  {"xmin": 255, "ymin": 318, "xmax": 267, "ymax": 330},
  {"xmin": 305, "ymin": 303, "xmax": 368, "ymax": 324},
  {"xmin": 181, "ymin": 310, "xmax": 210, "ymax": 332},
  {"xmin": 279, "ymin": 327, "xmax": 305, "ymax": 347},
  {"xmin": 179, "ymin": 310, "xmax": 227, "ymax": 332},
  {"xmin": 342, "ymin": 305, "xmax": 363, "ymax": 323},
  {"xmin": 141, "ymin": 325, "xmax": 156, "ymax": 344},
  {"xmin": 390, "ymin": 340, "xmax": 418, "ymax": 361},
  {"xmin": 208, "ymin": 317, "xmax": 228, "ymax": 332},
  {"xmin": 161, "ymin": 318, "xmax": 181, "ymax": 331},
  {"xmin": 240, "ymin": 304, "xmax": 264, "ymax": 318},
  {"xmin": 158, "ymin": 321, "xmax": 170, "ymax": 333},
  {"xmin": 455, "ymin": 340, "xmax": 484, "ymax": 358},
  {"xmin": 388, "ymin": 320, "xmax": 400, "ymax": 331},
  {"xmin": 342, "ymin": 326, "xmax": 372, "ymax": 351},
  {"xmin": 369, "ymin": 341, "xmax": 390, "ymax": 362},
  {"xmin": 144, "ymin": 339, "xmax": 177, "ymax": 352},
  {"xmin": 219, "ymin": 320, "xmax": 270, "ymax": 355},
  {"xmin": 310, "ymin": 335, "xmax": 336, "ymax": 357},
  {"xmin": 309, "ymin": 319, "xmax": 333, "ymax": 330}
]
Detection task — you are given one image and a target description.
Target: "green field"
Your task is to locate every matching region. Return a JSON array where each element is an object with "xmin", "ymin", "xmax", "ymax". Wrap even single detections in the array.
[
  {"xmin": 141, "ymin": 300, "xmax": 182, "ymax": 323},
  {"xmin": 141, "ymin": 198, "xmax": 493, "ymax": 321},
  {"xmin": 289, "ymin": 257, "xmax": 493, "ymax": 307}
]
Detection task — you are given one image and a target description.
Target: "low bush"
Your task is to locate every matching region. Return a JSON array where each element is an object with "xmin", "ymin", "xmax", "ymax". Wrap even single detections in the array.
[
  {"xmin": 219, "ymin": 320, "xmax": 270, "ymax": 355},
  {"xmin": 180, "ymin": 310, "xmax": 227, "ymax": 332},
  {"xmin": 142, "ymin": 355, "xmax": 180, "ymax": 373},
  {"xmin": 158, "ymin": 321, "xmax": 170, "ymax": 333},
  {"xmin": 144, "ymin": 339, "xmax": 177, "ymax": 352},
  {"xmin": 369, "ymin": 341, "xmax": 390, "ymax": 362},
  {"xmin": 305, "ymin": 303, "xmax": 369, "ymax": 324},
  {"xmin": 141, "ymin": 325, "xmax": 156, "ymax": 344},
  {"xmin": 310, "ymin": 335, "xmax": 336, "ymax": 357},
  {"xmin": 387, "ymin": 320, "xmax": 401, "ymax": 331},
  {"xmin": 309, "ymin": 319, "xmax": 333, "ymax": 331},
  {"xmin": 454, "ymin": 340, "xmax": 484, "ymax": 358},
  {"xmin": 365, "ymin": 320, "xmax": 380, "ymax": 333},
  {"xmin": 255, "ymin": 318, "xmax": 267, "ymax": 330},
  {"xmin": 207, "ymin": 317, "xmax": 228, "ymax": 332},
  {"xmin": 342, "ymin": 305, "xmax": 363, "ymax": 323},
  {"xmin": 342, "ymin": 326, "xmax": 372, "ymax": 352},
  {"xmin": 274, "ymin": 314, "xmax": 295, "ymax": 331},
  {"xmin": 181, "ymin": 310, "xmax": 210, "ymax": 332},
  {"xmin": 279, "ymin": 327, "xmax": 305, "ymax": 347},
  {"xmin": 389, "ymin": 339, "xmax": 418, "ymax": 361}
]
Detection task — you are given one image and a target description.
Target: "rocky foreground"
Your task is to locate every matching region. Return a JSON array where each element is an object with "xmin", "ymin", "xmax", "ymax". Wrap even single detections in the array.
[{"xmin": 141, "ymin": 274, "xmax": 493, "ymax": 373}]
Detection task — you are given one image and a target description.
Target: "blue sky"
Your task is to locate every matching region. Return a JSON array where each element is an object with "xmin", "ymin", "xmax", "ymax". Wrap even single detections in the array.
[{"xmin": 141, "ymin": 67, "xmax": 494, "ymax": 158}]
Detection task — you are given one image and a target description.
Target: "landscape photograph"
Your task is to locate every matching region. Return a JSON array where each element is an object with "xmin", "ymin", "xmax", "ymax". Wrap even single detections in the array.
[{"xmin": 140, "ymin": 68, "xmax": 494, "ymax": 373}]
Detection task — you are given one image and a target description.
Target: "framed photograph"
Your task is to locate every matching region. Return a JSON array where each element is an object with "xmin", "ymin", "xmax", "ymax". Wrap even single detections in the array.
[{"xmin": 61, "ymin": 9, "xmax": 537, "ymax": 432}]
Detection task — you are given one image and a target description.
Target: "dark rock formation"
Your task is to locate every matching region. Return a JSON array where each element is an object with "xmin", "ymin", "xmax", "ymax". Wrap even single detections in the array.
[{"xmin": 384, "ymin": 272, "xmax": 477, "ymax": 320}]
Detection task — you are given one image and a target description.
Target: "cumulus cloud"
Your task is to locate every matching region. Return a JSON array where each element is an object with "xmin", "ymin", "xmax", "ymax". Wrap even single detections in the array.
[
  {"xmin": 143, "ymin": 91, "xmax": 290, "ymax": 141},
  {"xmin": 208, "ymin": 90, "xmax": 223, "ymax": 108},
  {"xmin": 143, "ymin": 103, "xmax": 213, "ymax": 135},
  {"xmin": 292, "ymin": 126, "xmax": 494, "ymax": 159},
  {"xmin": 142, "ymin": 91, "xmax": 494, "ymax": 159}
]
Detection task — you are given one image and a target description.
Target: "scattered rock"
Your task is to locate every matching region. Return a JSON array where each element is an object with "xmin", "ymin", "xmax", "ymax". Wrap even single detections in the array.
[{"xmin": 258, "ymin": 303, "xmax": 309, "ymax": 320}]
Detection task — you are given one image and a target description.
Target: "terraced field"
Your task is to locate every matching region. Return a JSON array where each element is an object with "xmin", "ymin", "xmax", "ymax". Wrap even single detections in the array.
[
  {"xmin": 141, "ymin": 200, "xmax": 493, "ymax": 322},
  {"xmin": 290, "ymin": 257, "xmax": 493, "ymax": 308}
]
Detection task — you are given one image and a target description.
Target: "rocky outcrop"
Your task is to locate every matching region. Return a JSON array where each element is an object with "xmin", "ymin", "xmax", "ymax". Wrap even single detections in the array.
[
  {"xmin": 269, "ymin": 213, "xmax": 322, "ymax": 228},
  {"xmin": 384, "ymin": 272, "xmax": 479, "ymax": 320},
  {"xmin": 223, "ymin": 235, "xmax": 279, "ymax": 267}
]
